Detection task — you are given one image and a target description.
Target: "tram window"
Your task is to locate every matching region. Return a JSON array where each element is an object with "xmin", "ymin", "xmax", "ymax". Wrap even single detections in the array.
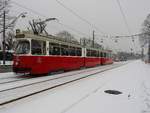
[
  {"xmin": 103, "ymin": 53, "xmax": 105, "ymax": 57},
  {"xmin": 15, "ymin": 40, "xmax": 30, "ymax": 54},
  {"xmin": 108, "ymin": 53, "xmax": 110, "ymax": 58},
  {"xmin": 109, "ymin": 53, "xmax": 112, "ymax": 58},
  {"xmin": 49, "ymin": 43, "xmax": 52, "ymax": 55},
  {"xmin": 104, "ymin": 53, "xmax": 106, "ymax": 58},
  {"xmin": 76, "ymin": 48, "xmax": 82, "ymax": 56},
  {"xmin": 31, "ymin": 40, "xmax": 46, "ymax": 55},
  {"xmin": 50, "ymin": 43, "xmax": 60, "ymax": 55},
  {"xmin": 94, "ymin": 51, "xmax": 96, "ymax": 57},
  {"xmin": 53, "ymin": 47, "xmax": 60, "ymax": 55},
  {"xmin": 100, "ymin": 52, "xmax": 103, "ymax": 57},
  {"xmin": 61, "ymin": 45, "xmax": 69, "ymax": 56},
  {"xmin": 91, "ymin": 50, "xmax": 94, "ymax": 57},
  {"xmin": 106, "ymin": 53, "xmax": 108, "ymax": 58},
  {"xmin": 109, "ymin": 53, "xmax": 111, "ymax": 58},
  {"xmin": 96, "ymin": 51, "xmax": 99, "ymax": 57},
  {"xmin": 91, "ymin": 50, "xmax": 97, "ymax": 57},
  {"xmin": 95, "ymin": 51, "xmax": 98, "ymax": 57},
  {"xmin": 107, "ymin": 53, "xmax": 109, "ymax": 58},
  {"xmin": 102, "ymin": 52, "xmax": 104, "ymax": 57},
  {"xmin": 86, "ymin": 49, "xmax": 91, "ymax": 57},
  {"xmin": 69, "ymin": 46, "xmax": 76, "ymax": 56}
]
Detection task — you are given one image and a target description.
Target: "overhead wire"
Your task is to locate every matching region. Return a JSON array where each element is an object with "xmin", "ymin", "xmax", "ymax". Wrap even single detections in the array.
[
  {"xmin": 11, "ymin": 0, "xmax": 141, "ymax": 53},
  {"xmin": 11, "ymin": 0, "xmax": 144, "ymax": 40},
  {"xmin": 116, "ymin": 0, "xmax": 137, "ymax": 53},
  {"xmin": 57, "ymin": 21, "xmax": 91, "ymax": 38},
  {"xmin": 11, "ymin": 0, "xmax": 91, "ymax": 38},
  {"xmin": 116, "ymin": 0, "xmax": 131, "ymax": 35},
  {"xmin": 12, "ymin": 0, "xmax": 141, "ymax": 39},
  {"xmin": 55, "ymin": 0, "xmax": 106, "ymax": 35},
  {"xmin": 11, "ymin": 1, "xmax": 47, "ymax": 18},
  {"xmin": 12, "ymin": 0, "xmax": 89, "ymax": 38}
]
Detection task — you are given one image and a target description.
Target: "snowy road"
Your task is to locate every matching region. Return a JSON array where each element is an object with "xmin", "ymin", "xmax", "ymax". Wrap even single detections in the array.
[
  {"xmin": 0, "ymin": 60, "xmax": 149, "ymax": 113},
  {"xmin": 0, "ymin": 62, "xmax": 125, "ymax": 106}
]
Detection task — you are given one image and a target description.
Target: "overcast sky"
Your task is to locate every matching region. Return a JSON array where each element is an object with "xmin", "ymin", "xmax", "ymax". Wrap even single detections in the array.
[{"xmin": 10, "ymin": 0, "xmax": 150, "ymax": 53}]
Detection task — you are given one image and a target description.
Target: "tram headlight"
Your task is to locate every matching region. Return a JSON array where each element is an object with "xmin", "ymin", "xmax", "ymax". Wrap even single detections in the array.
[{"xmin": 15, "ymin": 61, "xmax": 19, "ymax": 65}]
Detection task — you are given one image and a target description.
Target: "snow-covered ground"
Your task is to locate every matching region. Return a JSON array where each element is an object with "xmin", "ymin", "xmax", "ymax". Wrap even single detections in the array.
[{"xmin": 0, "ymin": 60, "xmax": 150, "ymax": 113}]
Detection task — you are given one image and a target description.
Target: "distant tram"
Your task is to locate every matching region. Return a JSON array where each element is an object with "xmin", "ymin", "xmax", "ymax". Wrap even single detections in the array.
[{"xmin": 13, "ymin": 31, "xmax": 113, "ymax": 75}]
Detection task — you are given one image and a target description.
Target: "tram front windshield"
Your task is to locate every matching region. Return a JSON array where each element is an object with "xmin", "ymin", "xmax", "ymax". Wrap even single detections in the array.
[{"xmin": 15, "ymin": 40, "xmax": 30, "ymax": 54}]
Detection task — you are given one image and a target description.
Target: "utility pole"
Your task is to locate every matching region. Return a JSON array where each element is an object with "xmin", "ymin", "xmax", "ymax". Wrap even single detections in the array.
[
  {"xmin": 141, "ymin": 45, "xmax": 144, "ymax": 61},
  {"xmin": 1, "ymin": 11, "xmax": 27, "ymax": 65},
  {"xmin": 148, "ymin": 39, "xmax": 150, "ymax": 63},
  {"xmin": 3, "ymin": 10, "xmax": 6, "ymax": 65},
  {"xmin": 93, "ymin": 30, "xmax": 95, "ymax": 47}
]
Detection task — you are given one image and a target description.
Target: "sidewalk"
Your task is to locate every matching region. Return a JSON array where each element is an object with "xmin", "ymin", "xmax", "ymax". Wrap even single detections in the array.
[
  {"xmin": 0, "ymin": 61, "xmax": 12, "ymax": 73},
  {"xmin": 62, "ymin": 60, "xmax": 150, "ymax": 113},
  {"xmin": 0, "ymin": 65, "xmax": 12, "ymax": 73},
  {"xmin": 0, "ymin": 60, "xmax": 150, "ymax": 113}
]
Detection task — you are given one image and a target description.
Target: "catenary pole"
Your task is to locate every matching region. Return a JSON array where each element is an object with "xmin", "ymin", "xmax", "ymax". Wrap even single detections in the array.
[
  {"xmin": 3, "ymin": 10, "xmax": 6, "ymax": 65},
  {"xmin": 148, "ymin": 39, "xmax": 150, "ymax": 63},
  {"xmin": 93, "ymin": 30, "xmax": 95, "ymax": 47}
]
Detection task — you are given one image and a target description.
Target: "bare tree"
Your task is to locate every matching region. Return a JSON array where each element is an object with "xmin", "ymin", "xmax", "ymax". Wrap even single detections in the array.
[
  {"xmin": 140, "ymin": 14, "xmax": 150, "ymax": 46},
  {"xmin": 0, "ymin": 0, "xmax": 13, "ymax": 31},
  {"xmin": 5, "ymin": 31, "xmax": 14, "ymax": 50},
  {"xmin": 56, "ymin": 30, "xmax": 79, "ymax": 44},
  {"xmin": 140, "ymin": 14, "xmax": 150, "ymax": 62},
  {"xmin": 0, "ymin": 0, "xmax": 16, "ymax": 50},
  {"xmin": 80, "ymin": 38, "xmax": 102, "ymax": 49}
]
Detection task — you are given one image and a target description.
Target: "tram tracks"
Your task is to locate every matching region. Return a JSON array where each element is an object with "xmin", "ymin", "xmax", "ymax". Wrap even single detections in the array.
[
  {"xmin": 0, "ymin": 74, "xmax": 36, "ymax": 85},
  {"xmin": 0, "ymin": 74, "xmax": 56, "ymax": 85},
  {"xmin": 0, "ymin": 63, "xmax": 117, "ymax": 90},
  {"xmin": 0, "ymin": 62, "xmax": 127, "ymax": 106},
  {"xmin": 0, "ymin": 78, "xmax": 27, "ymax": 85},
  {"xmin": 0, "ymin": 63, "xmax": 124, "ymax": 91}
]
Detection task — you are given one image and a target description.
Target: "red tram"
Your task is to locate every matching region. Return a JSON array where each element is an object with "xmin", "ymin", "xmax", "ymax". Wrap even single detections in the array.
[{"xmin": 13, "ymin": 31, "xmax": 113, "ymax": 75}]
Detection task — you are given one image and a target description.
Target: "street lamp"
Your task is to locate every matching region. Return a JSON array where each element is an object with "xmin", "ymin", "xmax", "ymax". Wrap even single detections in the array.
[{"xmin": 2, "ymin": 12, "xmax": 27, "ymax": 65}]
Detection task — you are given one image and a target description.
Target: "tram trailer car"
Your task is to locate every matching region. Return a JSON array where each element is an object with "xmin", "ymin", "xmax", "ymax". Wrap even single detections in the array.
[
  {"xmin": 101, "ymin": 50, "xmax": 113, "ymax": 65},
  {"xmin": 13, "ymin": 31, "xmax": 113, "ymax": 75}
]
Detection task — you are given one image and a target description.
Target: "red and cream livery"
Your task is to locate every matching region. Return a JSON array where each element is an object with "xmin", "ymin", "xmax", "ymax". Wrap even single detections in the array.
[{"xmin": 13, "ymin": 31, "xmax": 113, "ymax": 75}]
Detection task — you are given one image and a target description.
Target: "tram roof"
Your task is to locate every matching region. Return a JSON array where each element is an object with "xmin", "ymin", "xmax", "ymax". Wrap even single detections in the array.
[
  {"xmin": 15, "ymin": 31, "xmax": 109, "ymax": 52},
  {"xmin": 16, "ymin": 31, "xmax": 82, "ymax": 47}
]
